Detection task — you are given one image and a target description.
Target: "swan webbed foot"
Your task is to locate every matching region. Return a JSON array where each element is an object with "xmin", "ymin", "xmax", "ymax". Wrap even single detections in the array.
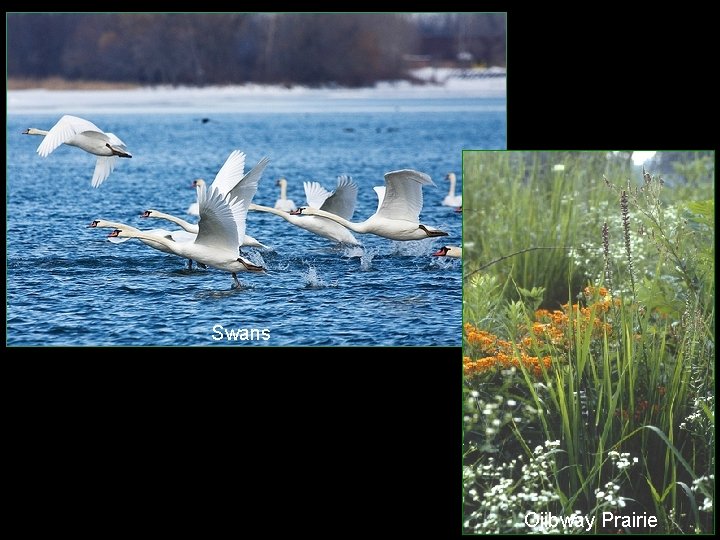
[
  {"xmin": 187, "ymin": 259, "xmax": 193, "ymax": 270},
  {"xmin": 198, "ymin": 262, "xmax": 208, "ymax": 269},
  {"xmin": 231, "ymin": 272, "xmax": 241, "ymax": 289}
]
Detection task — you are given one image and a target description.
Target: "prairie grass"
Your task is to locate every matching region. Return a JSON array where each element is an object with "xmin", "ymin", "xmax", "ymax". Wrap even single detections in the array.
[{"xmin": 462, "ymin": 151, "xmax": 714, "ymax": 533}]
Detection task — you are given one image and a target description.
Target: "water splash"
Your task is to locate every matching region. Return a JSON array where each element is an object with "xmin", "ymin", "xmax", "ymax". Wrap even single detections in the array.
[
  {"xmin": 302, "ymin": 265, "xmax": 337, "ymax": 288},
  {"xmin": 343, "ymin": 245, "xmax": 364, "ymax": 258},
  {"xmin": 429, "ymin": 256, "xmax": 458, "ymax": 270},
  {"xmin": 389, "ymin": 239, "xmax": 436, "ymax": 256},
  {"xmin": 360, "ymin": 248, "xmax": 378, "ymax": 271}
]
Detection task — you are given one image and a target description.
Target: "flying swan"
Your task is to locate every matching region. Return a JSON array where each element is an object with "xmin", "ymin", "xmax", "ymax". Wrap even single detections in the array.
[
  {"xmin": 88, "ymin": 219, "xmax": 198, "ymax": 269},
  {"xmin": 249, "ymin": 176, "xmax": 361, "ymax": 246},
  {"xmin": 291, "ymin": 169, "xmax": 448, "ymax": 241},
  {"xmin": 22, "ymin": 114, "xmax": 131, "ymax": 187},
  {"xmin": 143, "ymin": 151, "xmax": 270, "ymax": 249},
  {"xmin": 109, "ymin": 182, "xmax": 264, "ymax": 288}
]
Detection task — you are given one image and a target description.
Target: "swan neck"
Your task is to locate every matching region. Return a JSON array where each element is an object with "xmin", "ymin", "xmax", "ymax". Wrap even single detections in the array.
[
  {"xmin": 105, "ymin": 220, "xmax": 133, "ymax": 230},
  {"xmin": 448, "ymin": 175, "xmax": 456, "ymax": 196},
  {"xmin": 250, "ymin": 203, "xmax": 295, "ymax": 221},
  {"xmin": 280, "ymin": 182, "xmax": 287, "ymax": 200},
  {"xmin": 309, "ymin": 208, "xmax": 360, "ymax": 232},
  {"xmin": 155, "ymin": 211, "xmax": 194, "ymax": 232},
  {"xmin": 124, "ymin": 230, "xmax": 174, "ymax": 248}
]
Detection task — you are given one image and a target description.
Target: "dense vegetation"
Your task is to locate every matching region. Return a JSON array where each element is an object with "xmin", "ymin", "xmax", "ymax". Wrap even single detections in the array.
[
  {"xmin": 463, "ymin": 151, "xmax": 714, "ymax": 533},
  {"xmin": 7, "ymin": 13, "xmax": 506, "ymax": 87}
]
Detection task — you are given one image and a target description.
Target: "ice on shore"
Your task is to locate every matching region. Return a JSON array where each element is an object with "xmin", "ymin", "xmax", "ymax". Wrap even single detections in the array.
[{"xmin": 7, "ymin": 73, "xmax": 505, "ymax": 115}]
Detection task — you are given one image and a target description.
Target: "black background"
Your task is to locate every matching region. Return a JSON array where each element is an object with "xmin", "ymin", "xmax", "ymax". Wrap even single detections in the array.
[{"xmin": 5, "ymin": 7, "xmax": 716, "ymax": 536}]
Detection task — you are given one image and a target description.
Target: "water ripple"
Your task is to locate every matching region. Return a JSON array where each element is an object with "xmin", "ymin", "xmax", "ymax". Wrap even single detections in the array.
[{"xmin": 6, "ymin": 109, "xmax": 495, "ymax": 345}]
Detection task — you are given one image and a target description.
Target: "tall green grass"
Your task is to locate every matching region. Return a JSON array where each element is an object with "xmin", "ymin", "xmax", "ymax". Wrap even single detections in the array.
[{"xmin": 462, "ymin": 152, "xmax": 714, "ymax": 534}]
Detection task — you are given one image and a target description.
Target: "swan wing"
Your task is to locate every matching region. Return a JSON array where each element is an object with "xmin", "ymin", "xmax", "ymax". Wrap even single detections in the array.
[
  {"xmin": 227, "ymin": 156, "xmax": 269, "ymax": 209},
  {"xmin": 91, "ymin": 156, "xmax": 117, "ymax": 188},
  {"xmin": 36, "ymin": 115, "xmax": 103, "ymax": 157},
  {"xmin": 104, "ymin": 132, "xmax": 128, "ymax": 149},
  {"xmin": 303, "ymin": 181, "xmax": 332, "ymax": 209},
  {"xmin": 79, "ymin": 130, "xmax": 111, "ymax": 143},
  {"xmin": 208, "ymin": 150, "xmax": 246, "ymax": 197},
  {"xmin": 320, "ymin": 176, "xmax": 358, "ymax": 220},
  {"xmin": 373, "ymin": 186, "xmax": 386, "ymax": 213},
  {"xmin": 195, "ymin": 184, "xmax": 244, "ymax": 251},
  {"xmin": 377, "ymin": 169, "xmax": 434, "ymax": 222}
]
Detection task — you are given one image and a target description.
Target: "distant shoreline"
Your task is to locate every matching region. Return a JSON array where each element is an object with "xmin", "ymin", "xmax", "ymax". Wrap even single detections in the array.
[
  {"xmin": 8, "ymin": 77, "xmax": 142, "ymax": 91},
  {"xmin": 8, "ymin": 67, "xmax": 506, "ymax": 92},
  {"xmin": 8, "ymin": 74, "xmax": 506, "ymax": 116}
]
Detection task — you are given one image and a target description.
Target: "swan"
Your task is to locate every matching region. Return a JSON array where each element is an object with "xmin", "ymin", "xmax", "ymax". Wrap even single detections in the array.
[
  {"xmin": 141, "ymin": 209, "xmax": 268, "ymax": 250},
  {"xmin": 109, "ymin": 182, "xmax": 265, "ymax": 288},
  {"xmin": 291, "ymin": 169, "xmax": 448, "ymax": 241},
  {"xmin": 88, "ymin": 219, "xmax": 199, "ymax": 268},
  {"xmin": 274, "ymin": 177, "xmax": 297, "ymax": 211},
  {"xmin": 249, "ymin": 176, "xmax": 361, "ymax": 246},
  {"xmin": 432, "ymin": 245, "xmax": 462, "ymax": 258},
  {"xmin": 442, "ymin": 172, "xmax": 462, "ymax": 207},
  {"xmin": 22, "ymin": 115, "xmax": 131, "ymax": 187},
  {"xmin": 186, "ymin": 150, "xmax": 246, "ymax": 216},
  {"xmin": 143, "ymin": 151, "xmax": 271, "ymax": 249}
]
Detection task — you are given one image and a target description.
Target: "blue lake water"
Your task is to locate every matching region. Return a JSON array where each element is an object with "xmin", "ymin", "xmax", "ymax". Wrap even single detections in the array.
[{"xmin": 6, "ymin": 98, "xmax": 505, "ymax": 345}]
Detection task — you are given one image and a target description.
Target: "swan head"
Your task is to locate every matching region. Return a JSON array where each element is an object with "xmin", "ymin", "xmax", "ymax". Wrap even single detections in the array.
[
  {"xmin": 141, "ymin": 209, "xmax": 157, "ymax": 218},
  {"xmin": 108, "ymin": 229, "xmax": 124, "ymax": 238},
  {"xmin": 433, "ymin": 246, "xmax": 461, "ymax": 257},
  {"xmin": 454, "ymin": 206, "xmax": 462, "ymax": 213},
  {"xmin": 445, "ymin": 172, "xmax": 456, "ymax": 182},
  {"xmin": 88, "ymin": 219, "xmax": 113, "ymax": 228},
  {"xmin": 276, "ymin": 177, "xmax": 287, "ymax": 187},
  {"xmin": 192, "ymin": 178, "xmax": 206, "ymax": 188},
  {"xmin": 289, "ymin": 207, "xmax": 308, "ymax": 216}
]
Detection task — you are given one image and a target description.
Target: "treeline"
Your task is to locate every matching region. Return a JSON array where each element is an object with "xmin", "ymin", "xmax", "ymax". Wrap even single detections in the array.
[{"xmin": 7, "ymin": 13, "xmax": 506, "ymax": 87}]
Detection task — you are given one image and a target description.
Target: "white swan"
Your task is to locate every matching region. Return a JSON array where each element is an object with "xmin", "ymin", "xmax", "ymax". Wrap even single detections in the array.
[
  {"xmin": 186, "ymin": 151, "xmax": 247, "ymax": 216},
  {"xmin": 443, "ymin": 172, "xmax": 462, "ymax": 207},
  {"xmin": 432, "ymin": 245, "xmax": 462, "ymax": 258},
  {"xmin": 143, "ymin": 152, "xmax": 271, "ymax": 249},
  {"xmin": 187, "ymin": 202, "xmax": 200, "ymax": 216},
  {"xmin": 22, "ymin": 115, "xmax": 131, "ymax": 187},
  {"xmin": 109, "ymin": 183, "xmax": 265, "ymax": 288},
  {"xmin": 249, "ymin": 176, "xmax": 361, "ymax": 246},
  {"xmin": 89, "ymin": 219, "xmax": 199, "ymax": 268},
  {"xmin": 291, "ymin": 169, "xmax": 448, "ymax": 241},
  {"xmin": 141, "ymin": 209, "xmax": 268, "ymax": 250},
  {"xmin": 274, "ymin": 177, "xmax": 297, "ymax": 211}
]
